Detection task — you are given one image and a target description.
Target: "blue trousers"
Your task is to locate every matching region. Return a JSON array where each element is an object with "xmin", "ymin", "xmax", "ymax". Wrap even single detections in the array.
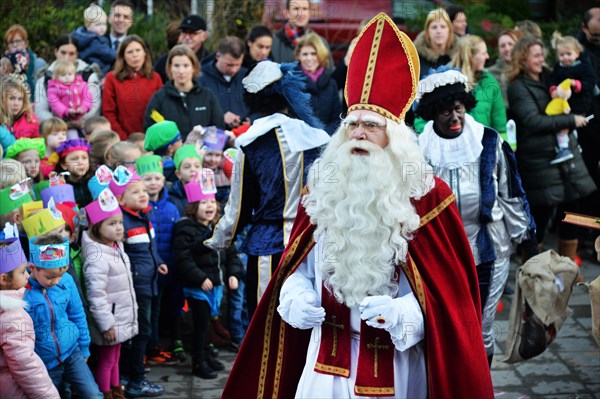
[{"xmin": 47, "ymin": 346, "xmax": 102, "ymax": 398}]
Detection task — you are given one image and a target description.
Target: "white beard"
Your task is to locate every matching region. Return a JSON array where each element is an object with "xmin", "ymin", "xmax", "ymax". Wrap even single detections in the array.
[{"xmin": 303, "ymin": 119, "xmax": 434, "ymax": 307}]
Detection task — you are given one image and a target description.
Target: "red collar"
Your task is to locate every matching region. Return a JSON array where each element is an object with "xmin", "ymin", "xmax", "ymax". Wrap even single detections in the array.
[{"xmin": 121, "ymin": 205, "xmax": 152, "ymax": 216}]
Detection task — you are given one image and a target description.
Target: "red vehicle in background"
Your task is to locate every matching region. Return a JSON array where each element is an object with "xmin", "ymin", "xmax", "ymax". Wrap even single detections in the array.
[{"xmin": 262, "ymin": 0, "xmax": 452, "ymax": 62}]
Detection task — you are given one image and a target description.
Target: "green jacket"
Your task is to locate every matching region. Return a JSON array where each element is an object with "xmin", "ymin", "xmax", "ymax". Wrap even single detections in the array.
[{"xmin": 414, "ymin": 71, "xmax": 507, "ymax": 135}]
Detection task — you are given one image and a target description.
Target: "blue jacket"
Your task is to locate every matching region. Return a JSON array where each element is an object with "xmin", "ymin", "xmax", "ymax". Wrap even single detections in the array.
[
  {"xmin": 121, "ymin": 206, "xmax": 164, "ymax": 298},
  {"xmin": 148, "ymin": 188, "xmax": 180, "ymax": 266},
  {"xmin": 24, "ymin": 272, "xmax": 91, "ymax": 370},
  {"xmin": 0, "ymin": 124, "xmax": 16, "ymax": 156},
  {"xmin": 167, "ymin": 180, "xmax": 188, "ymax": 218},
  {"xmin": 71, "ymin": 26, "xmax": 115, "ymax": 75},
  {"xmin": 199, "ymin": 52, "xmax": 249, "ymax": 122}
]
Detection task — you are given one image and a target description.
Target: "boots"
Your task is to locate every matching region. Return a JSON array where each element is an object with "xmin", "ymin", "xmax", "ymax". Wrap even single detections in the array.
[
  {"xmin": 103, "ymin": 392, "xmax": 113, "ymax": 399},
  {"xmin": 111, "ymin": 386, "xmax": 125, "ymax": 399},
  {"xmin": 206, "ymin": 348, "xmax": 225, "ymax": 371},
  {"xmin": 192, "ymin": 355, "xmax": 218, "ymax": 379}
]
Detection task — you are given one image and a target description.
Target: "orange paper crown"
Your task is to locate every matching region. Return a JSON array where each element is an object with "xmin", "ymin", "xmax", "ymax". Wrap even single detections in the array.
[{"xmin": 344, "ymin": 13, "xmax": 420, "ymax": 123}]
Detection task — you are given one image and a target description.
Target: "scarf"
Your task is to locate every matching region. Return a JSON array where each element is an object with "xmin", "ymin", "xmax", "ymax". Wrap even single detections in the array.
[
  {"xmin": 302, "ymin": 66, "xmax": 324, "ymax": 82},
  {"xmin": 285, "ymin": 22, "xmax": 306, "ymax": 47}
]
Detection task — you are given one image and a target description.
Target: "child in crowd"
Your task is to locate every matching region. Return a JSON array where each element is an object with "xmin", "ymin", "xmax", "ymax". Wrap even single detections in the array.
[
  {"xmin": 25, "ymin": 234, "xmax": 102, "ymax": 398},
  {"xmin": 47, "ymin": 60, "xmax": 93, "ymax": 121},
  {"xmin": 55, "ymin": 138, "xmax": 94, "ymax": 207},
  {"xmin": 168, "ymin": 145, "xmax": 202, "ymax": 216},
  {"xmin": 173, "ymin": 169, "xmax": 242, "ymax": 379},
  {"xmin": 105, "ymin": 141, "xmax": 142, "ymax": 170},
  {"xmin": 6, "ymin": 138, "xmax": 44, "ymax": 183},
  {"xmin": 40, "ymin": 117, "xmax": 68, "ymax": 178},
  {"xmin": 546, "ymin": 32, "xmax": 597, "ymax": 165},
  {"xmin": 0, "ymin": 158, "xmax": 27, "ymax": 189},
  {"xmin": 127, "ymin": 132, "xmax": 147, "ymax": 155},
  {"xmin": 199, "ymin": 127, "xmax": 231, "ymax": 208},
  {"xmin": 144, "ymin": 120, "xmax": 183, "ymax": 183},
  {"xmin": 0, "ymin": 238, "xmax": 60, "ymax": 399},
  {"xmin": 0, "ymin": 179, "xmax": 33, "ymax": 256},
  {"xmin": 83, "ymin": 188, "xmax": 138, "ymax": 399},
  {"xmin": 89, "ymin": 129, "xmax": 120, "ymax": 167},
  {"xmin": 72, "ymin": 4, "xmax": 115, "ymax": 75},
  {"xmin": 111, "ymin": 166, "xmax": 167, "ymax": 397},
  {"xmin": 0, "ymin": 124, "xmax": 16, "ymax": 154},
  {"xmin": 0, "ymin": 76, "xmax": 39, "ymax": 138},
  {"xmin": 137, "ymin": 154, "xmax": 184, "ymax": 364},
  {"xmin": 84, "ymin": 115, "xmax": 111, "ymax": 140}
]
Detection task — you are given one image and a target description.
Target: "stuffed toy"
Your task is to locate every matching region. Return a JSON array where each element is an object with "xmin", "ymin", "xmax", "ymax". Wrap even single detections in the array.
[{"xmin": 545, "ymin": 78, "xmax": 578, "ymax": 116}]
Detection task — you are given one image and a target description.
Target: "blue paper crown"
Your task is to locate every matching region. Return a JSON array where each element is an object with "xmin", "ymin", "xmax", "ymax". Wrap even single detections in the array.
[{"xmin": 29, "ymin": 237, "xmax": 70, "ymax": 269}]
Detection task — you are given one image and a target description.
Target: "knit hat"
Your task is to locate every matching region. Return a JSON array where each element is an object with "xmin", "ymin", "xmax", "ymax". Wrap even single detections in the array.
[
  {"xmin": 200, "ymin": 126, "xmax": 228, "ymax": 152},
  {"xmin": 184, "ymin": 169, "xmax": 216, "ymax": 202},
  {"xmin": 22, "ymin": 197, "xmax": 66, "ymax": 239},
  {"xmin": 56, "ymin": 138, "xmax": 90, "ymax": 158},
  {"xmin": 0, "ymin": 238, "xmax": 28, "ymax": 274},
  {"xmin": 29, "ymin": 236, "xmax": 70, "ymax": 269},
  {"xmin": 345, "ymin": 13, "xmax": 420, "ymax": 123},
  {"xmin": 174, "ymin": 145, "xmax": 202, "ymax": 170},
  {"xmin": 6, "ymin": 138, "xmax": 45, "ymax": 160},
  {"xmin": 144, "ymin": 121, "xmax": 181, "ymax": 152},
  {"xmin": 222, "ymin": 148, "xmax": 238, "ymax": 180},
  {"xmin": 85, "ymin": 188, "xmax": 122, "ymax": 225},
  {"xmin": 136, "ymin": 154, "xmax": 163, "ymax": 176},
  {"xmin": 88, "ymin": 165, "xmax": 113, "ymax": 200},
  {"xmin": 40, "ymin": 172, "xmax": 76, "ymax": 208},
  {"xmin": 109, "ymin": 165, "xmax": 142, "ymax": 197},
  {"xmin": 0, "ymin": 179, "xmax": 33, "ymax": 215}
]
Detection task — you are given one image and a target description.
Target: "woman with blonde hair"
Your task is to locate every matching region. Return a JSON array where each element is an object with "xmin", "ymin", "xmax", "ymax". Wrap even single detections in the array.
[
  {"xmin": 507, "ymin": 36, "xmax": 595, "ymax": 260},
  {"xmin": 102, "ymin": 35, "xmax": 163, "ymax": 140},
  {"xmin": 293, "ymin": 32, "xmax": 340, "ymax": 133},
  {"xmin": 144, "ymin": 45, "xmax": 224, "ymax": 141},
  {"xmin": 414, "ymin": 9, "xmax": 456, "ymax": 78},
  {"xmin": 487, "ymin": 29, "xmax": 522, "ymax": 109}
]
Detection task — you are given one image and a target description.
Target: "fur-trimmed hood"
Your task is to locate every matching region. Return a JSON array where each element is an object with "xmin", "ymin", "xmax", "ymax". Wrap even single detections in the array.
[
  {"xmin": 0, "ymin": 288, "xmax": 27, "ymax": 312},
  {"xmin": 414, "ymin": 31, "xmax": 457, "ymax": 63}
]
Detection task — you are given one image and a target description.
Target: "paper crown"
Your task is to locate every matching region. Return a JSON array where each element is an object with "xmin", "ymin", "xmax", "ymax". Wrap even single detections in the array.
[
  {"xmin": 22, "ymin": 198, "xmax": 65, "ymax": 239},
  {"xmin": 56, "ymin": 203, "xmax": 77, "ymax": 232},
  {"xmin": 344, "ymin": 13, "xmax": 420, "ymax": 123},
  {"xmin": 145, "ymin": 121, "xmax": 181, "ymax": 152},
  {"xmin": 184, "ymin": 169, "xmax": 217, "ymax": 203},
  {"xmin": 136, "ymin": 154, "xmax": 163, "ymax": 176},
  {"xmin": 85, "ymin": 188, "xmax": 122, "ymax": 225},
  {"xmin": 29, "ymin": 236, "xmax": 70, "ymax": 269},
  {"xmin": 22, "ymin": 201, "xmax": 43, "ymax": 219},
  {"xmin": 174, "ymin": 145, "xmax": 202, "ymax": 170},
  {"xmin": 201, "ymin": 126, "xmax": 228, "ymax": 151},
  {"xmin": 6, "ymin": 137, "xmax": 46, "ymax": 160},
  {"xmin": 222, "ymin": 148, "xmax": 238, "ymax": 180},
  {"xmin": 88, "ymin": 165, "xmax": 113, "ymax": 200},
  {"xmin": 0, "ymin": 238, "xmax": 28, "ymax": 274},
  {"xmin": 0, "ymin": 179, "xmax": 33, "ymax": 215},
  {"xmin": 41, "ymin": 184, "xmax": 75, "ymax": 208},
  {"xmin": 33, "ymin": 180, "xmax": 50, "ymax": 201},
  {"xmin": 109, "ymin": 165, "xmax": 141, "ymax": 197}
]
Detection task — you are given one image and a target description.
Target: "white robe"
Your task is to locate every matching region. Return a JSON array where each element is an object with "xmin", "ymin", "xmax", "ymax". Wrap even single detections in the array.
[{"xmin": 278, "ymin": 239, "xmax": 428, "ymax": 399}]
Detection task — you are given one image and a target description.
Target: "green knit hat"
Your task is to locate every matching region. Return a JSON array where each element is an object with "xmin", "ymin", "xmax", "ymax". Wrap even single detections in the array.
[
  {"xmin": 6, "ymin": 138, "xmax": 46, "ymax": 160},
  {"xmin": 174, "ymin": 145, "xmax": 202, "ymax": 170},
  {"xmin": 0, "ymin": 180, "xmax": 34, "ymax": 215},
  {"xmin": 144, "ymin": 121, "xmax": 181, "ymax": 152},
  {"xmin": 136, "ymin": 154, "xmax": 163, "ymax": 176}
]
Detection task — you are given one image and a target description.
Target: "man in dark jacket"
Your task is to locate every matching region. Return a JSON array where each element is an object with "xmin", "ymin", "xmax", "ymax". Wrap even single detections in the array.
[{"xmin": 200, "ymin": 36, "xmax": 249, "ymax": 129}]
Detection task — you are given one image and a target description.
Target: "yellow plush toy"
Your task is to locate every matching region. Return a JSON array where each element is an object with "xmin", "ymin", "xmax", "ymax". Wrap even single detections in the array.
[{"xmin": 545, "ymin": 78, "xmax": 572, "ymax": 116}]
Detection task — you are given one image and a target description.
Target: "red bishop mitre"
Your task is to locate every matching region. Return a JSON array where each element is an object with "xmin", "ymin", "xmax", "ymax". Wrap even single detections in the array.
[{"xmin": 344, "ymin": 13, "xmax": 420, "ymax": 123}]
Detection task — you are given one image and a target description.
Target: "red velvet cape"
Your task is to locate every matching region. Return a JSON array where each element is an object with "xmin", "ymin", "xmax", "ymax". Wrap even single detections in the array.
[{"xmin": 222, "ymin": 177, "xmax": 494, "ymax": 398}]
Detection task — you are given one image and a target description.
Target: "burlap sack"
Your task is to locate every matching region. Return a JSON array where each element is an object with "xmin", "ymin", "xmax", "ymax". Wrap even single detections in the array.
[
  {"xmin": 502, "ymin": 250, "xmax": 579, "ymax": 363},
  {"xmin": 584, "ymin": 276, "xmax": 600, "ymax": 347}
]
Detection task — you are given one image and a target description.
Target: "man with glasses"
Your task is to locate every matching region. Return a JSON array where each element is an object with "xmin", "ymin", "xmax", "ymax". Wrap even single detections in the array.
[
  {"xmin": 107, "ymin": 0, "xmax": 134, "ymax": 50},
  {"xmin": 154, "ymin": 15, "xmax": 209, "ymax": 83},
  {"xmin": 577, "ymin": 7, "xmax": 600, "ymax": 232}
]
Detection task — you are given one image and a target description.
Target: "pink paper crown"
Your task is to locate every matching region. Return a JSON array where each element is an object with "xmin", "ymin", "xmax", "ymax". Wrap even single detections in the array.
[
  {"xmin": 109, "ymin": 165, "xmax": 141, "ymax": 197},
  {"xmin": 184, "ymin": 169, "xmax": 217, "ymax": 203},
  {"xmin": 85, "ymin": 188, "xmax": 122, "ymax": 225}
]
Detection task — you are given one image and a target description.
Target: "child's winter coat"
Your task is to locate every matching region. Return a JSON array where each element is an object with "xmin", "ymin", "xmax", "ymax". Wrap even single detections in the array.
[
  {"xmin": 47, "ymin": 75, "xmax": 93, "ymax": 119},
  {"xmin": 148, "ymin": 188, "xmax": 180, "ymax": 266},
  {"xmin": 24, "ymin": 272, "xmax": 91, "ymax": 370},
  {"xmin": 0, "ymin": 288, "xmax": 60, "ymax": 398},
  {"xmin": 12, "ymin": 111, "xmax": 40, "ymax": 139},
  {"xmin": 71, "ymin": 26, "xmax": 116, "ymax": 75},
  {"xmin": 82, "ymin": 231, "xmax": 139, "ymax": 345}
]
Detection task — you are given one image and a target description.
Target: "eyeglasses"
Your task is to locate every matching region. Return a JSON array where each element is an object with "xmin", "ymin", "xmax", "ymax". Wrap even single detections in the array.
[
  {"xmin": 8, "ymin": 39, "xmax": 24, "ymax": 46},
  {"xmin": 343, "ymin": 120, "xmax": 386, "ymax": 133},
  {"xmin": 181, "ymin": 29, "xmax": 202, "ymax": 36},
  {"xmin": 439, "ymin": 103, "xmax": 466, "ymax": 117}
]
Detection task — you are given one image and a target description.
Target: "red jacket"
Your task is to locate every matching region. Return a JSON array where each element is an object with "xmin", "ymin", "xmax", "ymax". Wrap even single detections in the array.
[
  {"xmin": 12, "ymin": 112, "xmax": 40, "ymax": 139},
  {"xmin": 102, "ymin": 71, "xmax": 162, "ymax": 140}
]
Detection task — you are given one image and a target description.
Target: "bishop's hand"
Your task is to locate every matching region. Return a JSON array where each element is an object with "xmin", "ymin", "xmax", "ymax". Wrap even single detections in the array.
[
  {"xmin": 359, "ymin": 295, "xmax": 402, "ymax": 330},
  {"xmin": 287, "ymin": 291, "xmax": 325, "ymax": 330}
]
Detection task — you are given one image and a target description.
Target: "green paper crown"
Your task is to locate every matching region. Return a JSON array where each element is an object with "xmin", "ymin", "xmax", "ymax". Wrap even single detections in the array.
[
  {"xmin": 136, "ymin": 154, "xmax": 163, "ymax": 176},
  {"xmin": 174, "ymin": 145, "xmax": 202, "ymax": 170},
  {"xmin": 0, "ymin": 183, "xmax": 34, "ymax": 215}
]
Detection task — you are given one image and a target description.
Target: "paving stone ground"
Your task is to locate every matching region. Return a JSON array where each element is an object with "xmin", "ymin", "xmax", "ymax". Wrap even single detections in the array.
[{"xmin": 147, "ymin": 232, "xmax": 600, "ymax": 398}]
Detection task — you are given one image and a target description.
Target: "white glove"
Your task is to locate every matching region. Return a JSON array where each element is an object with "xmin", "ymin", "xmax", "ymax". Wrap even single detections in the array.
[
  {"xmin": 286, "ymin": 291, "xmax": 326, "ymax": 330},
  {"xmin": 359, "ymin": 295, "xmax": 402, "ymax": 330}
]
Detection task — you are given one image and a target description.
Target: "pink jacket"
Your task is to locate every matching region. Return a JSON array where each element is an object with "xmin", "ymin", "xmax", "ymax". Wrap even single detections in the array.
[
  {"xmin": 47, "ymin": 75, "xmax": 93, "ymax": 119},
  {"xmin": 12, "ymin": 111, "xmax": 40, "ymax": 139},
  {"xmin": 0, "ymin": 288, "xmax": 60, "ymax": 399}
]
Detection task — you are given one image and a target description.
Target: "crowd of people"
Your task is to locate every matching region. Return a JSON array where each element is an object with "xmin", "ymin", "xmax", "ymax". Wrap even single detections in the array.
[{"xmin": 0, "ymin": 0, "xmax": 599, "ymax": 398}]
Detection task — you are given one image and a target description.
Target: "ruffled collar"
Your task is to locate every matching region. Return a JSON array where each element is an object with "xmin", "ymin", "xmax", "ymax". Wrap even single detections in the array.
[{"xmin": 418, "ymin": 113, "xmax": 484, "ymax": 169}]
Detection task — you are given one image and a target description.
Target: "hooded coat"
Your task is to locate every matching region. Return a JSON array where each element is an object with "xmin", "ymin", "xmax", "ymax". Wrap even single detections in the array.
[
  {"xmin": 71, "ymin": 26, "xmax": 116, "ymax": 75},
  {"xmin": 0, "ymin": 288, "xmax": 60, "ymax": 399}
]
